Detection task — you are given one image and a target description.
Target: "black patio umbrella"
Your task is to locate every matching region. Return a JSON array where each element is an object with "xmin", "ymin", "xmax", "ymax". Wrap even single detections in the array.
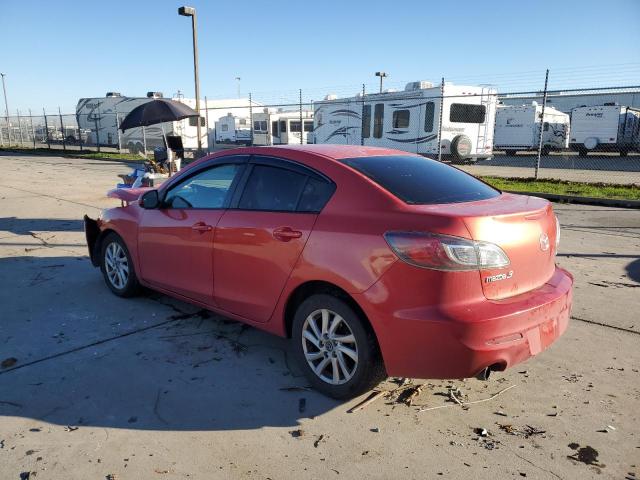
[{"xmin": 119, "ymin": 98, "xmax": 199, "ymax": 131}]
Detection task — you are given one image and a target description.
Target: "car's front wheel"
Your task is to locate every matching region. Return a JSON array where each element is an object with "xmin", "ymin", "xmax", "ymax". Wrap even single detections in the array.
[
  {"xmin": 292, "ymin": 294, "xmax": 386, "ymax": 399},
  {"xmin": 100, "ymin": 232, "xmax": 140, "ymax": 297}
]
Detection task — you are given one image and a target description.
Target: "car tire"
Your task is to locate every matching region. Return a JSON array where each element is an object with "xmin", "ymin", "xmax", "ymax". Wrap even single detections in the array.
[
  {"xmin": 100, "ymin": 232, "xmax": 140, "ymax": 297},
  {"xmin": 291, "ymin": 294, "xmax": 386, "ymax": 399}
]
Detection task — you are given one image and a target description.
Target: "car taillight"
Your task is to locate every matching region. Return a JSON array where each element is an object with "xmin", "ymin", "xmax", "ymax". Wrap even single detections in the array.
[
  {"xmin": 384, "ymin": 231, "xmax": 510, "ymax": 271},
  {"xmin": 555, "ymin": 216, "xmax": 561, "ymax": 250}
]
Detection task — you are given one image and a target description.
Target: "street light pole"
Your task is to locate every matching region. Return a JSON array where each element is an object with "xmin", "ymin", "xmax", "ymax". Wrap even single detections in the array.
[
  {"xmin": 235, "ymin": 76, "xmax": 241, "ymax": 98},
  {"xmin": 1, "ymin": 73, "xmax": 11, "ymax": 144},
  {"xmin": 178, "ymin": 6, "xmax": 203, "ymax": 156},
  {"xmin": 375, "ymin": 71, "xmax": 388, "ymax": 94}
]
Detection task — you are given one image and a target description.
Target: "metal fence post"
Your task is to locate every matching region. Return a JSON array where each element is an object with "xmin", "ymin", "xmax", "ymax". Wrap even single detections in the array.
[
  {"xmin": 204, "ymin": 95, "xmax": 210, "ymax": 153},
  {"xmin": 28, "ymin": 109, "xmax": 36, "ymax": 149},
  {"xmin": 437, "ymin": 77, "xmax": 445, "ymax": 162},
  {"xmin": 43, "ymin": 108, "xmax": 51, "ymax": 149},
  {"xmin": 114, "ymin": 105, "xmax": 122, "ymax": 153},
  {"xmin": 249, "ymin": 93, "xmax": 254, "ymax": 146},
  {"xmin": 93, "ymin": 115, "xmax": 100, "ymax": 153},
  {"xmin": 142, "ymin": 125, "xmax": 147, "ymax": 157},
  {"xmin": 299, "ymin": 89, "xmax": 303, "ymax": 145},
  {"xmin": 16, "ymin": 109, "xmax": 24, "ymax": 147},
  {"xmin": 77, "ymin": 114, "xmax": 83, "ymax": 152},
  {"xmin": 360, "ymin": 84, "xmax": 366, "ymax": 146},
  {"xmin": 0, "ymin": 114, "xmax": 4, "ymax": 146},
  {"xmin": 58, "ymin": 107, "xmax": 66, "ymax": 151},
  {"xmin": 534, "ymin": 69, "xmax": 550, "ymax": 180}
]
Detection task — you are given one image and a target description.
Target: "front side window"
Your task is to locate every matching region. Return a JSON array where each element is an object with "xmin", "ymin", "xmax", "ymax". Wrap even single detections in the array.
[
  {"xmin": 392, "ymin": 109, "xmax": 410, "ymax": 129},
  {"xmin": 238, "ymin": 165, "xmax": 306, "ymax": 212},
  {"xmin": 373, "ymin": 103, "xmax": 384, "ymax": 138},
  {"xmin": 449, "ymin": 104, "xmax": 486, "ymax": 123},
  {"xmin": 362, "ymin": 104, "xmax": 371, "ymax": 138},
  {"xmin": 164, "ymin": 163, "xmax": 241, "ymax": 209},
  {"xmin": 424, "ymin": 102, "xmax": 435, "ymax": 132}
]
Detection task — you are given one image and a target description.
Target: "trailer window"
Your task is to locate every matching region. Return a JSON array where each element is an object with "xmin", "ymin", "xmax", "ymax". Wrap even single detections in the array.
[
  {"xmin": 362, "ymin": 104, "xmax": 371, "ymax": 138},
  {"xmin": 424, "ymin": 102, "xmax": 435, "ymax": 132},
  {"xmin": 449, "ymin": 104, "xmax": 486, "ymax": 123},
  {"xmin": 253, "ymin": 120, "xmax": 267, "ymax": 132},
  {"xmin": 304, "ymin": 120, "xmax": 314, "ymax": 132},
  {"xmin": 280, "ymin": 120, "xmax": 287, "ymax": 133},
  {"xmin": 189, "ymin": 116, "xmax": 206, "ymax": 127},
  {"xmin": 272, "ymin": 121, "xmax": 279, "ymax": 136},
  {"xmin": 374, "ymin": 103, "xmax": 384, "ymax": 138},
  {"xmin": 290, "ymin": 121, "xmax": 302, "ymax": 132},
  {"xmin": 392, "ymin": 110, "xmax": 410, "ymax": 129},
  {"xmin": 239, "ymin": 118, "xmax": 247, "ymax": 126},
  {"xmin": 221, "ymin": 124, "xmax": 228, "ymax": 132}
]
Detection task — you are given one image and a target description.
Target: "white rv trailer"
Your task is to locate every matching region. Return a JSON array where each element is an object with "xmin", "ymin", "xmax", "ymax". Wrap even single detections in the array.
[
  {"xmin": 493, "ymin": 103, "xmax": 570, "ymax": 155},
  {"xmin": 569, "ymin": 105, "xmax": 640, "ymax": 156},
  {"xmin": 312, "ymin": 81, "xmax": 497, "ymax": 161},
  {"xmin": 252, "ymin": 110, "xmax": 314, "ymax": 145},
  {"xmin": 76, "ymin": 92, "xmax": 208, "ymax": 153},
  {"xmin": 214, "ymin": 113, "xmax": 251, "ymax": 144}
]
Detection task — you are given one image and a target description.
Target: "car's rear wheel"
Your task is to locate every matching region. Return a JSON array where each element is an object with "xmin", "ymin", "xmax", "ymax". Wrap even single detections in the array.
[
  {"xmin": 100, "ymin": 233, "xmax": 140, "ymax": 297},
  {"xmin": 292, "ymin": 294, "xmax": 385, "ymax": 399}
]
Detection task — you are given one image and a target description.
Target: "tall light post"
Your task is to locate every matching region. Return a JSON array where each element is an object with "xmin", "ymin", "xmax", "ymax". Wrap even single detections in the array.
[
  {"xmin": 375, "ymin": 71, "xmax": 388, "ymax": 93},
  {"xmin": 1, "ymin": 73, "xmax": 10, "ymax": 144},
  {"xmin": 235, "ymin": 76, "xmax": 241, "ymax": 98},
  {"xmin": 178, "ymin": 6, "xmax": 203, "ymax": 155}
]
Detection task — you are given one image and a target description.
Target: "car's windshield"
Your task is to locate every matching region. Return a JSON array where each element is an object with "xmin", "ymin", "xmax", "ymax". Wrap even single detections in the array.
[{"xmin": 342, "ymin": 155, "xmax": 500, "ymax": 205}]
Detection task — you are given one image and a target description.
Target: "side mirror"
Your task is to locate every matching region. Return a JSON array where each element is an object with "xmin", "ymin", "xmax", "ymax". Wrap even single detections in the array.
[{"xmin": 140, "ymin": 190, "xmax": 160, "ymax": 209}]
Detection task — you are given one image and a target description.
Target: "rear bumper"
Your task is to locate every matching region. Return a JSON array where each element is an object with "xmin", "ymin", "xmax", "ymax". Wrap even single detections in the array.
[{"xmin": 356, "ymin": 266, "xmax": 573, "ymax": 379}]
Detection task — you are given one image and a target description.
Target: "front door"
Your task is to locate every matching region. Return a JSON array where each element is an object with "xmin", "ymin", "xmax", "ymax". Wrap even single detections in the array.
[
  {"xmin": 138, "ymin": 161, "xmax": 245, "ymax": 304},
  {"xmin": 214, "ymin": 158, "xmax": 328, "ymax": 322}
]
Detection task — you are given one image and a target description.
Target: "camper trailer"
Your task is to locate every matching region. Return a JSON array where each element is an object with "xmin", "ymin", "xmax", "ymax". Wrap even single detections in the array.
[
  {"xmin": 570, "ymin": 105, "xmax": 640, "ymax": 156},
  {"xmin": 494, "ymin": 103, "xmax": 570, "ymax": 155},
  {"xmin": 252, "ymin": 110, "xmax": 314, "ymax": 145},
  {"xmin": 214, "ymin": 113, "xmax": 251, "ymax": 144},
  {"xmin": 76, "ymin": 92, "xmax": 207, "ymax": 153},
  {"xmin": 312, "ymin": 81, "xmax": 497, "ymax": 161}
]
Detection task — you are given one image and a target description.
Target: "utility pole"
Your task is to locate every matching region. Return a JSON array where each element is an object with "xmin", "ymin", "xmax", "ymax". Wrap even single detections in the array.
[
  {"xmin": 178, "ymin": 6, "xmax": 203, "ymax": 156},
  {"xmin": 236, "ymin": 77, "xmax": 241, "ymax": 98},
  {"xmin": 1, "ymin": 73, "xmax": 11, "ymax": 144}
]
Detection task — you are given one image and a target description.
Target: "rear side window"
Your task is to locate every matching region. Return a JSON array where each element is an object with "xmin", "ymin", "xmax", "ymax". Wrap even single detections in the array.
[
  {"xmin": 238, "ymin": 165, "xmax": 305, "ymax": 212},
  {"xmin": 298, "ymin": 177, "xmax": 336, "ymax": 212},
  {"xmin": 342, "ymin": 155, "xmax": 499, "ymax": 204},
  {"xmin": 450, "ymin": 104, "xmax": 486, "ymax": 123}
]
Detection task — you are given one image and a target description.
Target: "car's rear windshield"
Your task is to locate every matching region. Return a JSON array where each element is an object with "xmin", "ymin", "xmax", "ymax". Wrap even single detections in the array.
[{"xmin": 342, "ymin": 155, "xmax": 500, "ymax": 204}]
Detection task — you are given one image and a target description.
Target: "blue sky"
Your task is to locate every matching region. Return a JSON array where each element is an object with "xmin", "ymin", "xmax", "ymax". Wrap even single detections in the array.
[{"xmin": 1, "ymin": 0, "xmax": 639, "ymax": 113}]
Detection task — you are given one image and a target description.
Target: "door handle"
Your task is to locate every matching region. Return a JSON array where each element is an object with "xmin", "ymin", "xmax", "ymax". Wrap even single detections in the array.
[
  {"xmin": 191, "ymin": 222, "xmax": 212, "ymax": 233},
  {"xmin": 273, "ymin": 227, "xmax": 302, "ymax": 242}
]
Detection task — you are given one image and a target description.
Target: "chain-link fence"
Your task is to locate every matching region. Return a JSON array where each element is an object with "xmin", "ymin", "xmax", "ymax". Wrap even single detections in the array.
[{"xmin": 2, "ymin": 73, "xmax": 640, "ymax": 190}]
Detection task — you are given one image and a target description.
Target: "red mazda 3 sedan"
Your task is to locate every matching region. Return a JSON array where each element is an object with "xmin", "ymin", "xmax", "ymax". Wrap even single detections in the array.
[{"xmin": 85, "ymin": 145, "xmax": 573, "ymax": 399}]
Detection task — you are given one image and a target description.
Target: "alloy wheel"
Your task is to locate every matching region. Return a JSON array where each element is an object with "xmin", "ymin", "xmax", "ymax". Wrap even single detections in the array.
[
  {"xmin": 301, "ymin": 308, "xmax": 358, "ymax": 385},
  {"xmin": 104, "ymin": 242, "xmax": 129, "ymax": 290}
]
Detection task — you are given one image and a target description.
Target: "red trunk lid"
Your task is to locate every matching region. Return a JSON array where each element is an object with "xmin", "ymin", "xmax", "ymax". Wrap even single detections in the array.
[{"xmin": 415, "ymin": 193, "xmax": 558, "ymax": 300}]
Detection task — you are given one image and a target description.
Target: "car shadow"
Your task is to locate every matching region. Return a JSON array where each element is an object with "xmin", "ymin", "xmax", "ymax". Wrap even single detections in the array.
[
  {"xmin": 0, "ymin": 217, "xmax": 84, "ymax": 235},
  {"xmin": 0, "ymin": 255, "xmax": 340, "ymax": 432}
]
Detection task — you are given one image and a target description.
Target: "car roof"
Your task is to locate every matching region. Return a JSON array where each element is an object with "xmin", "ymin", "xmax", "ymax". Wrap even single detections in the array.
[{"xmin": 204, "ymin": 145, "xmax": 415, "ymax": 162}]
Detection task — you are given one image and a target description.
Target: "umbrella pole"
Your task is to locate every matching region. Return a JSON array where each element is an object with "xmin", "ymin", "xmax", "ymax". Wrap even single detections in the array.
[{"xmin": 161, "ymin": 123, "xmax": 171, "ymax": 177}]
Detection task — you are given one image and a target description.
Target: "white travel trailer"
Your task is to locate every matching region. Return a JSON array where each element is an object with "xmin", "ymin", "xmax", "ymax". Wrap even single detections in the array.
[
  {"xmin": 569, "ymin": 105, "xmax": 640, "ymax": 156},
  {"xmin": 252, "ymin": 110, "xmax": 314, "ymax": 145},
  {"xmin": 76, "ymin": 92, "xmax": 208, "ymax": 153},
  {"xmin": 312, "ymin": 81, "xmax": 497, "ymax": 161},
  {"xmin": 494, "ymin": 103, "xmax": 570, "ymax": 155},
  {"xmin": 214, "ymin": 113, "xmax": 251, "ymax": 144}
]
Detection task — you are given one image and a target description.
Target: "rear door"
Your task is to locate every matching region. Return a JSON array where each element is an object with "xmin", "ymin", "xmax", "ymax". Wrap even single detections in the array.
[{"xmin": 213, "ymin": 155, "xmax": 335, "ymax": 322}]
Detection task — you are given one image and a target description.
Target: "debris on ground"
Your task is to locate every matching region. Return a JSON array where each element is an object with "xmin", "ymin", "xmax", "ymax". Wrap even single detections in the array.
[
  {"xmin": 474, "ymin": 427, "xmax": 488, "ymax": 437},
  {"xmin": 289, "ymin": 429, "xmax": 304, "ymax": 438},
  {"xmin": 370, "ymin": 427, "xmax": 380, "ymax": 433},
  {"xmin": 313, "ymin": 434, "xmax": 325, "ymax": 448},
  {"xmin": 497, "ymin": 424, "xmax": 546, "ymax": 438},
  {"xmin": 494, "ymin": 410, "xmax": 508, "ymax": 417},
  {"xmin": 279, "ymin": 386, "xmax": 312, "ymax": 392},
  {"xmin": 63, "ymin": 426, "xmax": 79, "ymax": 432},
  {"xmin": 1, "ymin": 357, "xmax": 17, "ymax": 369},
  {"xmin": 347, "ymin": 390, "xmax": 387, "ymax": 413},
  {"xmin": 418, "ymin": 385, "xmax": 517, "ymax": 413}
]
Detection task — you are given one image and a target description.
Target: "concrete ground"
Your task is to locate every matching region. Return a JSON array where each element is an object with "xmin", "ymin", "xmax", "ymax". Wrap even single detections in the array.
[{"xmin": 0, "ymin": 153, "xmax": 638, "ymax": 480}]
